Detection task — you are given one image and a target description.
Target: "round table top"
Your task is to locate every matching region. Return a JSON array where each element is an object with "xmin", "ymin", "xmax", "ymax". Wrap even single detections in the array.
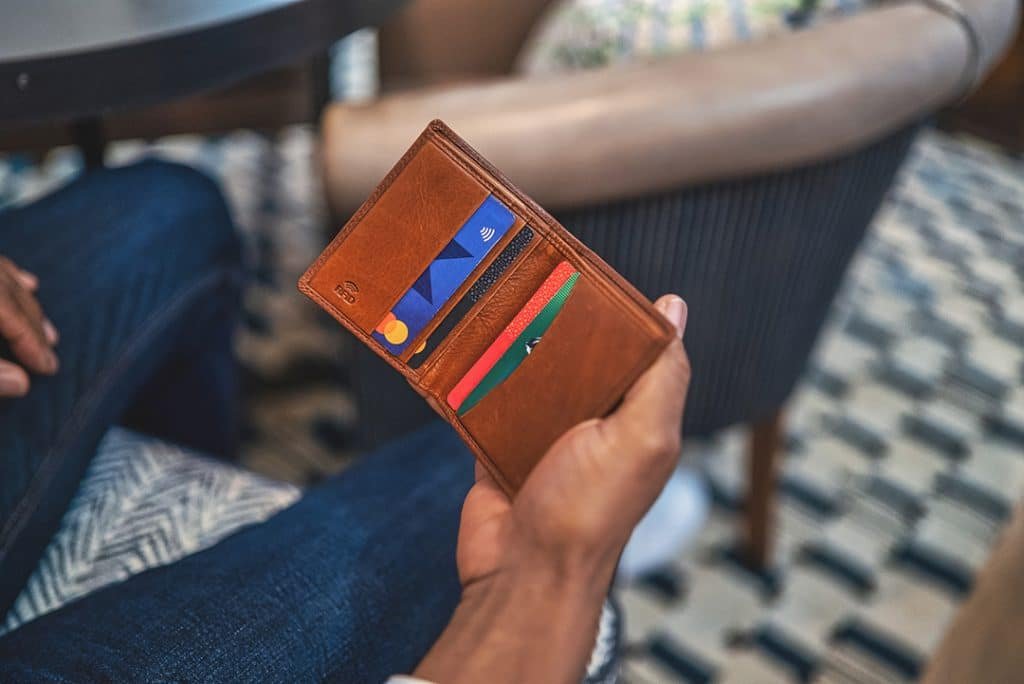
[{"xmin": 0, "ymin": 0, "xmax": 404, "ymax": 125}]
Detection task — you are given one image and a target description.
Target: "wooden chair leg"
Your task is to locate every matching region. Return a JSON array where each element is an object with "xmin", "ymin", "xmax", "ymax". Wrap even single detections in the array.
[{"xmin": 744, "ymin": 410, "xmax": 783, "ymax": 570}]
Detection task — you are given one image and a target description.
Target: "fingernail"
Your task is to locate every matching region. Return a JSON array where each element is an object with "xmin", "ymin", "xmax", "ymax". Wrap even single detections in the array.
[
  {"xmin": 43, "ymin": 319, "xmax": 59, "ymax": 345},
  {"xmin": 0, "ymin": 368, "xmax": 28, "ymax": 396},
  {"xmin": 665, "ymin": 297, "xmax": 688, "ymax": 337},
  {"xmin": 45, "ymin": 350, "xmax": 59, "ymax": 374}
]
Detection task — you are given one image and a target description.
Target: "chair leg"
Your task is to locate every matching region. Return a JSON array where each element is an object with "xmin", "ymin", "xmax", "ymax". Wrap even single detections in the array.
[
  {"xmin": 744, "ymin": 410, "xmax": 783, "ymax": 570},
  {"xmin": 310, "ymin": 50, "xmax": 332, "ymax": 127},
  {"xmin": 70, "ymin": 117, "xmax": 107, "ymax": 169}
]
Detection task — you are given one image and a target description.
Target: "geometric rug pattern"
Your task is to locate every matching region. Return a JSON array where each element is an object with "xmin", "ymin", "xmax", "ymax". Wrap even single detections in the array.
[{"xmin": 620, "ymin": 132, "xmax": 1024, "ymax": 683}]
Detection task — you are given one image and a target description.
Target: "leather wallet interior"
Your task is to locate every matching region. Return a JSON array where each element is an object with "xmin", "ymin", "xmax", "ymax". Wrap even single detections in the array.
[{"xmin": 299, "ymin": 120, "xmax": 674, "ymax": 494}]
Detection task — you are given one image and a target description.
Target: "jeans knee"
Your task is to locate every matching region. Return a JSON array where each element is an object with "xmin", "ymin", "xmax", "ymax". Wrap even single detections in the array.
[
  {"xmin": 134, "ymin": 160, "xmax": 239, "ymax": 259},
  {"xmin": 120, "ymin": 160, "xmax": 241, "ymax": 269}
]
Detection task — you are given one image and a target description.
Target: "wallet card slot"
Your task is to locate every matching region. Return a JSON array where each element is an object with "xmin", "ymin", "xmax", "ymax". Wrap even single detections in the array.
[
  {"xmin": 397, "ymin": 216, "xmax": 526, "ymax": 365},
  {"xmin": 302, "ymin": 139, "xmax": 490, "ymax": 336},
  {"xmin": 419, "ymin": 237, "xmax": 563, "ymax": 393},
  {"xmin": 456, "ymin": 276, "xmax": 664, "ymax": 491},
  {"xmin": 427, "ymin": 123, "xmax": 672, "ymax": 345},
  {"xmin": 408, "ymin": 223, "xmax": 540, "ymax": 370}
]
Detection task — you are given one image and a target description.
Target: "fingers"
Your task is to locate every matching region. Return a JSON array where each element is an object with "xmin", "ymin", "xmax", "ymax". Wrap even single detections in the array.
[
  {"xmin": 0, "ymin": 256, "xmax": 38, "ymax": 292},
  {"xmin": 0, "ymin": 359, "xmax": 30, "ymax": 397},
  {"xmin": 13, "ymin": 269, "xmax": 38, "ymax": 292},
  {"xmin": 0, "ymin": 256, "xmax": 57, "ymax": 344},
  {"xmin": 0, "ymin": 271, "xmax": 58, "ymax": 375},
  {"xmin": 604, "ymin": 339, "xmax": 690, "ymax": 454},
  {"xmin": 469, "ymin": 460, "xmax": 511, "ymax": 507},
  {"xmin": 42, "ymin": 318, "xmax": 59, "ymax": 345},
  {"xmin": 656, "ymin": 294, "xmax": 688, "ymax": 338},
  {"xmin": 600, "ymin": 295, "xmax": 691, "ymax": 463},
  {"xmin": 9, "ymin": 287, "xmax": 58, "ymax": 373}
]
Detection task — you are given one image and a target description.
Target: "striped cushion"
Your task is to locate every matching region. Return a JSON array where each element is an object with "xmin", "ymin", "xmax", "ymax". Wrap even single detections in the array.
[
  {"xmin": 518, "ymin": 0, "xmax": 866, "ymax": 74},
  {"xmin": 2, "ymin": 428, "xmax": 300, "ymax": 635}
]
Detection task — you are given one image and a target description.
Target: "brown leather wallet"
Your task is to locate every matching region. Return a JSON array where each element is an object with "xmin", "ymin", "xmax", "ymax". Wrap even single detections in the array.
[{"xmin": 299, "ymin": 120, "xmax": 674, "ymax": 495}]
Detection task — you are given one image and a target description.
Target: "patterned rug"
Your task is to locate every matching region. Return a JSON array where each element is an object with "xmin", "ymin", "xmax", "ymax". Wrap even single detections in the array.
[
  {"xmin": 2, "ymin": 122, "xmax": 1022, "ymax": 682},
  {"xmin": 619, "ymin": 134, "xmax": 1024, "ymax": 683}
]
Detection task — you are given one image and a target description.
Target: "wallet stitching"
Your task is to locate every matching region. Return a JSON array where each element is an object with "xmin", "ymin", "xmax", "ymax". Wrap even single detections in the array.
[
  {"xmin": 298, "ymin": 282, "xmax": 421, "ymax": 380},
  {"xmin": 300, "ymin": 134, "xmax": 431, "ymax": 288}
]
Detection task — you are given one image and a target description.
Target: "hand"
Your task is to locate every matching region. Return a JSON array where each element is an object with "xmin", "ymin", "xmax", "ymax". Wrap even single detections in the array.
[
  {"xmin": 0, "ymin": 255, "xmax": 59, "ymax": 398},
  {"xmin": 417, "ymin": 295, "xmax": 690, "ymax": 684},
  {"xmin": 457, "ymin": 293, "xmax": 690, "ymax": 586}
]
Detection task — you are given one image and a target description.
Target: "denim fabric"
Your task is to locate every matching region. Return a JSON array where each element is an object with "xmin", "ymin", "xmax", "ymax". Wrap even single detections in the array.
[
  {"xmin": 0, "ymin": 421, "xmax": 473, "ymax": 682},
  {"xmin": 0, "ymin": 160, "xmax": 474, "ymax": 681},
  {"xmin": 0, "ymin": 160, "xmax": 244, "ymax": 615}
]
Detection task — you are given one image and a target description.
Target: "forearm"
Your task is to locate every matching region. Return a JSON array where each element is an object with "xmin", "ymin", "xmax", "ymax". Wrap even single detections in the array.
[{"xmin": 415, "ymin": 557, "xmax": 615, "ymax": 683}]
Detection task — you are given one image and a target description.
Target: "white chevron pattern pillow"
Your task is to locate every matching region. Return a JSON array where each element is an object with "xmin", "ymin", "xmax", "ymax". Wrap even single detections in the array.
[{"xmin": 2, "ymin": 428, "xmax": 300, "ymax": 634}]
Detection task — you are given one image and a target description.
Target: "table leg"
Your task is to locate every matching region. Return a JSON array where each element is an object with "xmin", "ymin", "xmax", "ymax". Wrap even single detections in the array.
[
  {"xmin": 70, "ymin": 117, "xmax": 107, "ymax": 169},
  {"xmin": 310, "ymin": 50, "xmax": 332, "ymax": 127}
]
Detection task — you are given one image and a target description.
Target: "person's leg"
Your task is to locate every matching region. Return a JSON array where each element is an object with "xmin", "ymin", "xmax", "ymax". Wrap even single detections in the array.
[
  {"xmin": 0, "ymin": 421, "xmax": 475, "ymax": 683},
  {"xmin": 0, "ymin": 160, "xmax": 243, "ymax": 615}
]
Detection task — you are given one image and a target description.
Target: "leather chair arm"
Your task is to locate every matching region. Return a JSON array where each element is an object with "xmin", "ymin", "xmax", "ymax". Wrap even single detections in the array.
[{"xmin": 322, "ymin": 0, "xmax": 1019, "ymax": 216}]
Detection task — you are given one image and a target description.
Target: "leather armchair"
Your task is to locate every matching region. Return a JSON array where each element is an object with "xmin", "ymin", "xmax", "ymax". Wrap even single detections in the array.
[{"xmin": 319, "ymin": 0, "xmax": 1019, "ymax": 568}]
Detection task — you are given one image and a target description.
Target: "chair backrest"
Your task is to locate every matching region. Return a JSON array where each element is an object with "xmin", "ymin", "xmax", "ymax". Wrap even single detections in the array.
[{"xmin": 557, "ymin": 126, "xmax": 918, "ymax": 435}]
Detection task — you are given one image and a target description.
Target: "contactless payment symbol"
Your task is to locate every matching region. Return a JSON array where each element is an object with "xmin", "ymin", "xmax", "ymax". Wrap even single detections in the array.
[{"xmin": 480, "ymin": 226, "xmax": 495, "ymax": 243}]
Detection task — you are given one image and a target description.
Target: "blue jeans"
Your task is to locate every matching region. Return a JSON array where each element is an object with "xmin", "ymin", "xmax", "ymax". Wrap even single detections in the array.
[{"xmin": 0, "ymin": 161, "xmax": 474, "ymax": 681}]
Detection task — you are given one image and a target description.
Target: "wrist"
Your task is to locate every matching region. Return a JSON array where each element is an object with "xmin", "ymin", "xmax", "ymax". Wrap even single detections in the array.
[
  {"xmin": 415, "ymin": 549, "xmax": 614, "ymax": 684},
  {"xmin": 492, "ymin": 540, "xmax": 617, "ymax": 601},
  {"xmin": 463, "ymin": 547, "xmax": 612, "ymax": 622}
]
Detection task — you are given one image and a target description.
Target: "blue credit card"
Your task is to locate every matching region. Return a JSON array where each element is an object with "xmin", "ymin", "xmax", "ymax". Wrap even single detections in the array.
[{"xmin": 373, "ymin": 195, "xmax": 515, "ymax": 354}]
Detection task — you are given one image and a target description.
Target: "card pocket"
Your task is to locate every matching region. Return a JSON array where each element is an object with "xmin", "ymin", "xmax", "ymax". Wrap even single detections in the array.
[
  {"xmin": 301, "ymin": 140, "xmax": 490, "ymax": 336},
  {"xmin": 393, "ymin": 214, "xmax": 525, "ymax": 364},
  {"xmin": 419, "ymin": 238, "xmax": 563, "ymax": 394},
  {"xmin": 456, "ymin": 276, "xmax": 666, "ymax": 491}
]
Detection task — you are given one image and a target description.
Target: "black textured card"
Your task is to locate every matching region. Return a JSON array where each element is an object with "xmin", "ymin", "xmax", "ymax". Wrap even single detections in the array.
[{"xmin": 409, "ymin": 226, "xmax": 535, "ymax": 368}]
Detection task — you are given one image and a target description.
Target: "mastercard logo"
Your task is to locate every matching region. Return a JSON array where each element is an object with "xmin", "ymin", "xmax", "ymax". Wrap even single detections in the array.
[
  {"xmin": 375, "ymin": 312, "xmax": 426, "ymax": 354},
  {"xmin": 375, "ymin": 312, "xmax": 409, "ymax": 345}
]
